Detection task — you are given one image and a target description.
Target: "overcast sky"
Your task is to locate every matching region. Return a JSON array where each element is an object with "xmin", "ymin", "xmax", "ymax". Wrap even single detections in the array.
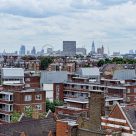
[{"xmin": 0, "ymin": 0, "xmax": 136, "ymax": 54}]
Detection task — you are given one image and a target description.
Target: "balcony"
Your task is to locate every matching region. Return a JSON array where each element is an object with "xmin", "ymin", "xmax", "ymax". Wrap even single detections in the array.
[
  {"xmin": 0, "ymin": 104, "xmax": 13, "ymax": 112},
  {"xmin": 0, "ymin": 91, "xmax": 13, "ymax": 101},
  {"xmin": 64, "ymin": 97, "xmax": 88, "ymax": 104},
  {"xmin": 0, "ymin": 113, "xmax": 11, "ymax": 123}
]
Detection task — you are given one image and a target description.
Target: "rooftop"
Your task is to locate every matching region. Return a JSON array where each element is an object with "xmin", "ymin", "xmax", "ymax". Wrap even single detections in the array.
[{"xmin": 77, "ymin": 67, "xmax": 100, "ymax": 77}]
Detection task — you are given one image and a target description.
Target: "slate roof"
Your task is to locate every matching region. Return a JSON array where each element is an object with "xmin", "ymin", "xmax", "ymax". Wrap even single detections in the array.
[
  {"xmin": 113, "ymin": 69, "xmax": 136, "ymax": 80},
  {"xmin": 77, "ymin": 67, "xmax": 100, "ymax": 77},
  {"xmin": 1, "ymin": 68, "xmax": 24, "ymax": 78},
  {"xmin": 122, "ymin": 106, "xmax": 136, "ymax": 130},
  {"xmin": 40, "ymin": 71, "xmax": 68, "ymax": 84},
  {"xmin": 0, "ymin": 112, "xmax": 56, "ymax": 136}
]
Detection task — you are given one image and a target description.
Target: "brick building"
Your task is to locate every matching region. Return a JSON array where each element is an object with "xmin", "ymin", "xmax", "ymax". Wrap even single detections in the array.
[
  {"xmin": 0, "ymin": 84, "xmax": 46, "ymax": 123},
  {"xmin": 54, "ymin": 72, "xmax": 105, "ymax": 117},
  {"xmin": 101, "ymin": 78, "xmax": 136, "ymax": 111},
  {"xmin": 0, "ymin": 111, "xmax": 56, "ymax": 136},
  {"xmin": 102, "ymin": 103, "xmax": 136, "ymax": 135},
  {"xmin": 24, "ymin": 71, "xmax": 40, "ymax": 89},
  {"xmin": 56, "ymin": 119, "xmax": 78, "ymax": 136},
  {"xmin": 0, "ymin": 69, "xmax": 46, "ymax": 123},
  {"xmin": 56, "ymin": 88, "xmax": 106, "ymax": 136}
]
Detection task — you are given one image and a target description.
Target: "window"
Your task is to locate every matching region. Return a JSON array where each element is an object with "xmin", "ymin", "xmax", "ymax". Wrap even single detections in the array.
[
  {"xmin": 134, "ymin": 88, "xmax": 136, "ymax": 93},
  {"xmin": 134, "ymin": 97, "xmax": 136, "ymax": 101},
  {"xmin": 127, "ymin": 97, "xmax": 130, "ymax": 102},
  {"xmin": 24, "ymin": 95, "xmax": 32, "ymax": 101},
  {"xmin": 35, "ymin": 94, "xmax": 42, "ymax": 100},
  {"xmin": 25, "ymin": 84, "xmax": 30, "ymax": 88},
  {"xmin": 127, "ymin": 89, "xmax": 130, "ymax": 93},
  {"xmin": 35, "ymin": 104, "xmax": 42, "ymax": 110},
  {"xmin": 72, "ymin": 92, "xmax": 74, "ymax": 95},
  {"xmin": 24, "ymin": 105, "xmax": 31, "ymax": 110},
  {"xmin": 109, "ymin": 101, "xmax": 113, "ymax": 105},
  {"xmin": 80, "ymin": 93, "xmax": 83, "ymax": 97},
  {"xmin": 25, "ymin": 78, "xmax": 30, "ymax": 82}
]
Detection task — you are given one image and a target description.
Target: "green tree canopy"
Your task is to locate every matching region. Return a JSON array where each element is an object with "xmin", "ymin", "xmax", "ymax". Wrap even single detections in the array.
[
  {"xmin": 40, "ymin": 57, "xmax": 54, "ymax": 70},
  {"xmin": 46, "ymin": 99, "xmax": 63, "ymax": 113},
  {"xmin": 11, "ymin": 111, "xmax": 21, "ymax": 123},
  {"xmin": 97, "ymin": 57, "xmax": 136, "ymax": 67},
  {"xmin": 24, "ymin": 106, "xmax": 34, "ymax": 118}
]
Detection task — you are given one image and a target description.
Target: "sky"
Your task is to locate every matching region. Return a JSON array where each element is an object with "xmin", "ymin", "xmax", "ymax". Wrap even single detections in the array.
[{"xmin": 0, "ymin": 0, "xmax": 136, "ymax": 54}]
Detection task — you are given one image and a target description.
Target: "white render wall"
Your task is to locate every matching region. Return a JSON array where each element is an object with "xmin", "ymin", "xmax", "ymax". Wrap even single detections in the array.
[
  {"xmin": 2, "ymin": 68, "xmax": 24, "ymax": 77},
  {"xmin": 43, "ymin": 84, "xmax": 53, "ymax": 102}
]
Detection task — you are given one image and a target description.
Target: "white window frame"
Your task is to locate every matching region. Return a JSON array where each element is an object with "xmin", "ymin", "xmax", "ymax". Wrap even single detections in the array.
[
  {"xmin": 35, "ymin": 104, "xmax": 42, "ymax": 110},
  {"xmin": 25, "ymin": 78, "xmax": 30, "ymax": 82},
  {"xmin": 35, "ymin": 94, "xmax": 42, "ymax": 100},
  {"xmin": 25, "ymin": 84, "xmax": 30, "ymax": 88},
  {"xmin": 127, "ymin": 88, "xmax": 130, "ymax": 93},
  {"xmin": 24, "ymin": 95, "xmax": 32, "ymax": 101}
]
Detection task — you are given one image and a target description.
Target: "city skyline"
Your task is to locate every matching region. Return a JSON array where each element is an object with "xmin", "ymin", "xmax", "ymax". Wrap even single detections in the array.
[{"xmin": 0, "ymin": 0, "xmax": 136, "ymax": 53}]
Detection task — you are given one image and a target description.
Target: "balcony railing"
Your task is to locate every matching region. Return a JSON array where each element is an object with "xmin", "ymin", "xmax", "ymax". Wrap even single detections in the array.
[{"xmin": 0, "ymin": 104, "xmax": 13, "ymax": 112}]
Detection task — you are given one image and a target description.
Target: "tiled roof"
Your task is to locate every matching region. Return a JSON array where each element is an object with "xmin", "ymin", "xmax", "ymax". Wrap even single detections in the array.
[
  {"xmin": 2, "ymin": 68, "xmax": 24, "ymax": 78},
  {"xmin": 113, "ymin": 69, "xmax": 136, "ymax": 80},
  {"xmin": 77, "ymin": 67, "xmax": 100, "ymax": 77},
  {"xmin": 0, "ymin": 112, "xmax": 56, "ymax": 136},
  {"xmin": 122, "ymin": 106, "xmax": 136, "ymax": 130},
  {"xmin": 40, "ymin": 71, "xmax": 68, "ymax": 84}
]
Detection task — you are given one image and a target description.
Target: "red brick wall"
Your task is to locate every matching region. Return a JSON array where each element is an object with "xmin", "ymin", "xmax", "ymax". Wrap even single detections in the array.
[
  {"xmin": 55, "ymin": 107, "xmax": 88, "ymax": 115},
  {"xmin": 53, "ymin": 83, "xmax": 64, "ymax": 101},
  {"xmin": 24, "ymin": 76, "xmax": 40, "ymax": 88},
  {"xmin": 56, "ymin": 121, "xmax": 69, "ymax": 136},
  {"xmin": 13, "ymin": 91, "xmax": 46, "ymax": 113}
]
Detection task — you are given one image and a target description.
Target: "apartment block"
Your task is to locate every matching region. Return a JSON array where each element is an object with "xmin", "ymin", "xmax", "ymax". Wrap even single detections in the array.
[
  {"xmin": 0, "ymin": 84, "xmax": 46, "ymax": 123},
  {"xmin": 0, "ymin": 68, "xmax": 24, "ymax": 84}
]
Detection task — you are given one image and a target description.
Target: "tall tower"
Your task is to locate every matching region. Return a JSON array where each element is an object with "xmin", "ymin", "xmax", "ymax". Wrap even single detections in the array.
[
  {"xmin": 91, "ymin": 41, "xmax": 95, "ymax": 54},
  {"xmin": 102, "ymin": 45, "xmax": 104, "ymax": 55},
  {"xmin": 63, "ymin": 41, "xmax": 76, "ymax": 56},
  {"xmin": 19, "ymin": 45, "xmax": 26, "ymax": 56},
  {"xmin": 31, "ymin": 46, "xmax": 36, "ymax": 55}
]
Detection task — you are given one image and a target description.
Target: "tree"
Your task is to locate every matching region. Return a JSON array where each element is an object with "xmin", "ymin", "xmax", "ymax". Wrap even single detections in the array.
[
  {"xmin": 54, "ymin": 99, "xmax": 63, "ymax": 107},
  {"xmin": 105, "ymin": 58, "xmax": 112, "ymax": 64},
  {"xmin": 46, "ymin": 99, "xmax": 53, "ymax": 112},
  {"xmin": 97, "ymin": 59, "xmax": 105, "ymax": 67},
  {"xmin": 11, "ymin": 111, "xmax": 21, "ymax": 123},
  {"xmin": 46, "ymin": 99, "xmax": 63, "ymax": 113},
  {"xmin": 24, "ymin": 106, "xmax": 34, "ymax": 118},
  {"xmin": 40, "ymin": 57, "xmax": 53, "ymax": 70}
]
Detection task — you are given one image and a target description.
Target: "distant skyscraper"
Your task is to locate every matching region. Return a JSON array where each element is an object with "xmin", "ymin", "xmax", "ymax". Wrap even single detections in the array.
[
  {"xmin": 19, "ymin": 45, "xmax": 26, "ymax": 56},
  {"xmin": 47, "ymin": 48, "xmax": 53, "ymax": 54},
  {"xmin": 97, "ymin": 45, "xmax": 104, "ymax": 55},
  {"xmin": 27, "ymin": 50, "xmax": 30, "ymax": 55},
  {"xmin": 129, "ymin": 50, "xmax": 134, "ymax": 54},
  {"xmin": 91, "ymin": 41, "xmax": 95, "ymax": 54},
  {"xmin": 40, "ymin": 49, "xmax": 44, "ymax": 55},
  {"xmin": 14, "ymin": 51, "xmax": 18, "ymax": 54},
  {"xmin": 76, "ymin": 48, "xmax": 86, "ymax": 55},
  {"xmin": 31, "ymin": 46, "xmax": 36, "ymax": 55},
  {"xmin": 63, "ymin": 41, "xmax": 76, "ymax": 56},
  {"xmin": 102, "ymin": 45, "xmax": 104, "ymax": 55}
]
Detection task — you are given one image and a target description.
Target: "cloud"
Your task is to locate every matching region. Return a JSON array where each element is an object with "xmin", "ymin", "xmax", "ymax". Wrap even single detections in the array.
[
  {"xmin": 0, "ymin": 0, "xmax": 133, "ymax": 18},
  {"xmin": 0, "ymin": 0, "xmax": 136, "ymax": 53}
]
